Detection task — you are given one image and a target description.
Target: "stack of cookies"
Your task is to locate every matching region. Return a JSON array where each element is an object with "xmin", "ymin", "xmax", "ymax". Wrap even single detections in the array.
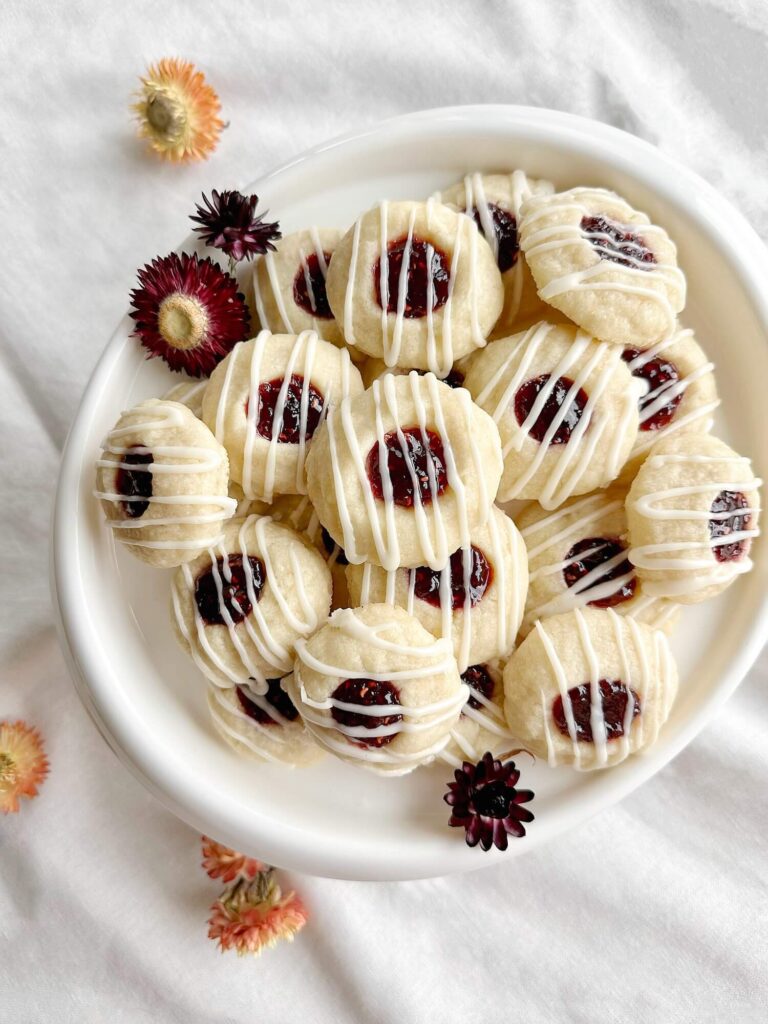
[{"xmin": 96, "ymin": 172, "xmax": 761, "ymax": 775}]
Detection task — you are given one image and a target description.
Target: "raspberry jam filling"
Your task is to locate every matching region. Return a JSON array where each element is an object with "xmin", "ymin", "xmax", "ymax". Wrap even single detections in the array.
[
  {"xmin": 622, "ymin": 348, "xmax": 682, "ymax": 431},
  {"xmin": 709, "ymin": 490, "xmax": 751, "ymax": 563},
  {"xmin": 412, "ymin": 545, "xmax": 493, "ymax": 611},
  {"xmin": 461, "ymin": 664, "xmax": 495, "ymax": 712},
  {"xmin": 442, "ymin": 368, "xmax": 465, "ymax": 389},
  {"xmin": 331, "ymin": 679, "xmax": 403, "ymax": 748},
  {"xmin": 236, "ymin": 679, "xmax": 299, "ymax": 725},
  {"xmin": 514, "ymin": 375, "xmax": 588, "ymax": 444},
  {"xmin": 321, "ymin": 527, "xmax": 348, "ymax": 566},
  {"xmin": 580, "ymin": 215, "xmax": 656, "ymax": 269},
  {"xmin": 366, "ymin": 427, "xmax": 448, "ymax": 508},
  {"xmin": 471, "ymin": 203, "xmax": 518, "ymax": 273},
  {"xmin": 293, "ymin": 251, "xmax": 333, "ymax": 319},
  {"xmin": 373, "ymin": 236, "xmax": 450, "ymax": 318},
  {"xmin": 116, "ymin": 446, "xmax": 153, "ymax": 519},
  {"xmin": 563, "ymin": 536, "xmax": 637, "ymax": 608},
  {"xmin": 254, "ymin": 374, "xmax": 324, "ymax": 444},
  {"xmin": 195, "ymin": 555, "xmax": 266, "ymax": 625},
  {"xmin": 553, "ymin": 679, "xmax": 641, "ymax": 742}
]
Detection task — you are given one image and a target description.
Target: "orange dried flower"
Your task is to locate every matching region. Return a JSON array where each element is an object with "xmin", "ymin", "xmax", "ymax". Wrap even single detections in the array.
[
  {"xmin": 0, "ymin": 721, "xmax": 49, "ymax": 814},
  {"xmin": 201, "ymin": 836, "xmax": 266, "ymax": 883},
  {"xmin": 133, "ymin": 58, "xmax": 223, "ymax": 164},
  {"xmin": 208, "ymin": 873, "xmax": 309, "ymax": 957}
]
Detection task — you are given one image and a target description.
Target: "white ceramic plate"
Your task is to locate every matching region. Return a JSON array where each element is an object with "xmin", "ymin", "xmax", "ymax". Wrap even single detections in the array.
[{"xmin": 52, "ymin": 106, "xmax": 768, "ymax": 881}]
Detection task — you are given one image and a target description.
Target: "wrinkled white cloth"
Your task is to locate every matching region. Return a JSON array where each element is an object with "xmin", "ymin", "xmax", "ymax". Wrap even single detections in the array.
[{"xmin": 1, "ymin": 2, "xmax": 767, "ymax": 1021}]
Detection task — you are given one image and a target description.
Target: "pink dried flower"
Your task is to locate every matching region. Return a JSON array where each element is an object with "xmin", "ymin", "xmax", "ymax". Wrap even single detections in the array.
[
  {"xmin": 0, "ymin": 721, "xmax": 49, "ymax": 814},
  {"xmin": 208, "ymin": 872, "xmax": 308, "ymax": 957},
  {"xmin": 201, "ymin": 836, "xmax": 266, "ymax": 883}
]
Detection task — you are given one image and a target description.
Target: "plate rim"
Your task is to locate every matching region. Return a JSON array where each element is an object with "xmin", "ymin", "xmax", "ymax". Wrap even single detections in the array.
[{"xmin": 52, "ymin": 104, "xmax": 768, "ymax": 880}]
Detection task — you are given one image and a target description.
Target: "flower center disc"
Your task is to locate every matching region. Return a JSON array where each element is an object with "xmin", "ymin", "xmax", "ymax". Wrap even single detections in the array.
[
  {"xmin": 158, "ymin": 292, "xmax": 210, "ymax": 350},
  {"xmin": 146, "ymin": 91, "xmax": 184, "ymax": 136}
]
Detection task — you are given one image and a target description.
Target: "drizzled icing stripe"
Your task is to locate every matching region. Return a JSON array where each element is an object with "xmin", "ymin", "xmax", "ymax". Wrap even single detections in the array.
[
  {"xmin": 357, "ymin": 509, "xmax": 520, "ymax": 672},
  {"xmin": 475, "ymin": 322, "xmax": 637, "ymax": 508},
  {"xmin": 162, "ymin": 379, "xmax": 208, "ymax": 416},
  {"xmin": 172, "ymin": 514, "xmax": 322, "ymax": 688},
  {"xmin": 439, "ymin": 673, "xmax": 514, "ymax": 769},
  {"xmin": 253, "ymin": 226, "xmax": 332, "ymax": 334},
  {"xmin": 293, "ymin": 607, "xmax": 468, "ymax": 773},
  {"xmin": 327, "ymin": 371, "xmax": 485, "ymax": 572},
  {"xmin": 211, "ymin": 329, "xmax": 351, "ymax": 502},
  {"xmin": 536, "ymin": 607, "xmax": 672, "ymax": 770},
  {"xmin": 628, "ymin": 453, "xmax": 761, "ymax": 594},
  {"xmin": 519, "ymin": 494, "xmax": 672, "ymax": 630},
  {"xmin": 626, "ymin": 328, "xmax": 719, "ymax": 457},
  {"xmin": 208, "ymin": 683, "xmax": 293, "ymax": 764},
  {"xmin": 342, "ymin": 201, "xmax": 484, "ymax": 377},
  {"xmin": 520, "ymin": 187, "xmax": 686, "ymax": 337},
  {"xmin": 95, "ymin": 400, "xmax": 236, "ymax": 551}
]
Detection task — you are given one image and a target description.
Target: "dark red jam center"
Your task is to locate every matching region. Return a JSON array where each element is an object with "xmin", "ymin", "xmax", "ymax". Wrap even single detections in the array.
[
  {"xmin": 255, "ymin": 374, "xmax": 325, "ymax": 444},
  {"xmin": 709, "ymin": 490, "xmax": 751, "ymax": 563},
  {"xmin": 412, "ymin": 545, "xmax": 493, "ymax": 611},
  {"xmin": 292, "ymin": 251, "xmax": 333, "ymax": 319},
  {"xmin": 442, "ymin": 368, "xmax": 465, "ymax": 389},
  {"xmin": 563, "ymin": 536, "xmax": 637, "ymax": 608},
  {"xmin": 116, "ymin": 446, "xmax": 153, "ymax": 519},
  {"xmin": 236, "ymin": 679, "xmax": 299, "ymax": 725},
  {"xmin": 195, "ymin": 555, "xmax": 266, "ymax": 625},
  {"xmin": 461, "ymin": 664, "xmax": 495, "ymax": 712},
  {"xmin": 580, "ymin": 215, "xmax": 656, "ymax": 270},
  {"xmin": 514, "ymin": 375, "xmax": 588, "ymax": 444},
  {"xmin": 366, "ymin": 427, "xmax": 448, "ymax": 508},
  {"xmin": 553, "ymin": 679, "xmax": 641, "ymax": 742},
  {"xmin": 471, "ymin": 203, "xmax": 518, "ymax": 273},
  {"xmin": 321, "ymin": 526, "xmax": 348, "ymax": 566},
  {"xmin": 331, "ymin": 679, "xmax": 403, "ymax": 748},
  {"xmin": 373, "ymin": 236, "xmax": 450, "ymax": 319},
  {"xmin": 622, "ymin": 347, "xmax": 682, "ymax": 431}
]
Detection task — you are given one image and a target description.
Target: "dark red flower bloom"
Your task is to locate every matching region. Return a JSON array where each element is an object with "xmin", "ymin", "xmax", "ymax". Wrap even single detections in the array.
[
  {"xmin": 191, "ymin": 190, "xmax": 281, "ymax": 262},
  {"xmin": 129, "ymin": 251, "xmax": 251, "ymax": 377},
  {"xmin": 444, "ymin": 751, "xmax": 534, "ymax": 851}
]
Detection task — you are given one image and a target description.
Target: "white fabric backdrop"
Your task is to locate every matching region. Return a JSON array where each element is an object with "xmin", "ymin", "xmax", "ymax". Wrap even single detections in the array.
[{"xmin": 1, "ymin": 2, "xmax": 767, "ymax": 1021}]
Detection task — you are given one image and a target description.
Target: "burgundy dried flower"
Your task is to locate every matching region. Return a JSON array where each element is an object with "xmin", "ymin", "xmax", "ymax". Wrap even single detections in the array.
[
  {"xmin": 191, "ymin": 190, "xmax": 281, "ymax": 262},
  {"xmin": 444, "ymin": 751, "xmax": 534, "ymax": 851},
  {"xmin": 129, "ymin": 251, "xmax": 250, "ymax": 377}
]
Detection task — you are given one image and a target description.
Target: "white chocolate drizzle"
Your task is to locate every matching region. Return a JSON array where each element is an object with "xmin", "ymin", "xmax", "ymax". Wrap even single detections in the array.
[
  {"xmin": 208, "ymin": 683, "xmax": 295, "ymax": 764},
  {"xmin": 628, "ymin": 452, "xmax": 761, "ymax": 596},
  {"xmin": 357, "ymin": 508, "xmax": 519, "ymax": 672},
  {"xmin": 519, "ymin": 493, "xmax": 672, "ymax": 630},
  {"xmin": 439, "ymin": 665, "xmax": 514, "ymax": 769},
  {"xmin": 293, "ymin": 607, "xmax": 467, "ymax": 774},
  {"xmin": 434, "ymin": 170, "xmax": 533, "ymax": 321},
  {"xmin": 211, "ymin": 329, "xmax": 353, "ymax": 502},
  {"xmin": 253, "ymin": 226, "xmax": 334, "ymax": 335},
  {"xmin": 171, "ymin": 514, "xmax": 323, "ymax": 688},
  {"xmin": 537, "ymin": 607, "xmax": 674, "ymax": 770},
  {"xmin": 95, "ymin": 400, "xmax": 236, "ymax": 551},
  {"xmin": 326, "ymin": 371, "xmax": 488, "ymax": 572},
  {"xmin": 342, "ymin": 201, "xmax": 485, "ymax": 377},
  {"xmin": 474, "ymin": 322, "xmax": 638, "ymax": 508},
  {"xmin": 520, "ymin": 187, "xmax": 686, "ymax": 337},
  {"xmin": 625, "ymin": 328, "xmax": 719, "ymax": 458}
]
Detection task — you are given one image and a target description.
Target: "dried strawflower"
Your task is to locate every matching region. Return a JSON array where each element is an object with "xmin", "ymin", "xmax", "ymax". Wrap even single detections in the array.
[
  {"xmin": 208, "ymin": 871, "xmax": 308, "ymax": 956},
  {"xmin": 191, "ymin": 191, "xmax": 281, "ymax": 263},
  {"xmin": 201, "ymin": 836, "xmax": 266, "ymax": 883},
  {"xmin": 444, "ymin": 751, "xmax": 534, "ymax": 851},
  {"xmin": 0, "ymin": 721, "xmax": 49, "ymax": 814},
  {"xmin": 129, "ymin": 251, "xmax": 250, "ymax": 377},
  {"xmin": 133, "ymin": 58, "xmax": 223, "ymax": 164}
]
